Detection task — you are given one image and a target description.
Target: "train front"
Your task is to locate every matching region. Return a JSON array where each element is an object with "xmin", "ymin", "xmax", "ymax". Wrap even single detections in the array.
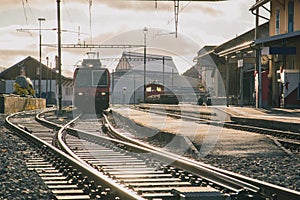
[{"xmin": 73, "ymin": 59, "xmax": 110, "ymax": 114}]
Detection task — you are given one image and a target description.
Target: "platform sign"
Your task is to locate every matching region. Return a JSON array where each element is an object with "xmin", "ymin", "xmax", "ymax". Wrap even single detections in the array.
[
  {"xmin": 269, "ymin": 47, "xmax": 296, "ymax": 55},
  {"xmin": 261, "ymin": 47, "xmax": 269, "ymax": 55},
  {"xmin": 237, "ymin": 59, "xmax": 243, "ymax": 68},
  {"xmin": 261, "ymin": 46, "xmax": 296, "ymax": 55}
]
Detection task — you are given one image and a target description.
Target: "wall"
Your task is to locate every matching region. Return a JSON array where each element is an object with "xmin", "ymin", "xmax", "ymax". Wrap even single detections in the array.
[
  {"xmin": 270, "ymin": 0, "xmax": 300, "ymax": 36},
  {"xmin": 0, "ymin": 95, "xmax": 46, "ymax": 113}
]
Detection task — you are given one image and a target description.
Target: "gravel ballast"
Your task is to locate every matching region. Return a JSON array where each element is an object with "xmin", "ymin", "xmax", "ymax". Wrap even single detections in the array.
[
  {"xmin": 110, "ymin": 110, "xmax": 300, "ymax": 192},
  {"xmin": 0, "ymin": 116, "xmax": 53, "ymax": 199}
]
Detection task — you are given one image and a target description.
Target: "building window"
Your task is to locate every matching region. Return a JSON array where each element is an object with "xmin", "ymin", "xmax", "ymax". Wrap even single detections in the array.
[
  {"xmin": 288, "ymin": 1, "xmax": 294, "ymax": 33},
  {"xmin": 65, "ymin": 87, "xmax": 73, "ymax": 96},
  {"xmin": 275, "ymin": 9, "xmax": 280, "ymax": 35}
]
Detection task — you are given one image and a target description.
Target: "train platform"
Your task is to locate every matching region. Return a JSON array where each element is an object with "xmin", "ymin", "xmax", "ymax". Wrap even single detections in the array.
[
  {"xmin": 218, "ymin": 106, "xmax": 300, "ymax": 132},
  {"xmin": 220, "ymin": 106, "xmax": 300, "ymax": 121},
  {"xmin": 133, "ymin": 104, "xmax": 300, "ymax": 132},
  {"xmin": 110, "ymin": 105, "xmax": 289, "ymax": 157}
]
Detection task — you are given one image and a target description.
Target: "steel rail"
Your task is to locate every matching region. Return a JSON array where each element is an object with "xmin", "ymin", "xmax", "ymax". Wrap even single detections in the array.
[
  {"xmin": 34, "ymin": 109, "xmax": 300, "ymax": 199},
  {"xmin": 135, "ymin": 105, "xmax": 300, "ymax": 140},
  {"xmin": 36, "ymin": 111, "xmax": 145, "ymax": 200},
  {"xmin": 63, "ymin": 119, "xmax": 255, "ymax": 194},
  {"xmin": 7, "ymin": 110, "xmax": 143, "ymax": 200},
  {"xmin": 40, "ymin": 111, "xmax": 259, "ymax": 194},
  {"xmin": 57, "ymin": 117, "xmax": 144, "ymax": 200},
  {"xmin": 102, "ymin": 114, "xmax": 260, "ymax": 193},
  {"xmin": 103, "ymin": 113, "xmax": 300, "ymax": 200},
  {"xmin": 134, "ymin": 105, "xmax": 300, "ymax": 154}
]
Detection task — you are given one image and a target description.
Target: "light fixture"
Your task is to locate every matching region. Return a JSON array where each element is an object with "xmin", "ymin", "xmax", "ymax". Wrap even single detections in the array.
[{"xmin": 143, "ymin": 27, "xmax": 148, "ymax": 35}]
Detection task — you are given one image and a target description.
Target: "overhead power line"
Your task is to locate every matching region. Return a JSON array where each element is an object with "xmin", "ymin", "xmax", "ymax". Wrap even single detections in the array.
[
  {"xmin": 42, "ymin": 43, "xmax": 144, "ymax": 49},
  {"xmin": 22, "ymin": 0, "xmax": 29, "ymax": 25},
  {"xmin": 135, "ymin": 0, "xmax": 226, "ymax": 37}
]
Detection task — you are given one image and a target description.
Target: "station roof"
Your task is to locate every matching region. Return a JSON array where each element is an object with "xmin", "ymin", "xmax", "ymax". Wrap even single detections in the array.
[
  {"xmin": 255, "ymin": 30, "xmax": 300, "ymax": 45},
  {"xmin": 115, "ymin": 51, "xmax": 179, "ymax": 74},
  {"xmin": 249, "ymin": 0, "xmax": 270, "ymax": 11},
  {"xmin": 214, "ymin": 22, "xmax": 269, "ymax": 57},
  {"xmin": 194, "ymin": 46, "xmax": 216, "ymax": 60},
  {"xmin": 0, "ymin": 56, "xmax": 72, "ymax": 82}
]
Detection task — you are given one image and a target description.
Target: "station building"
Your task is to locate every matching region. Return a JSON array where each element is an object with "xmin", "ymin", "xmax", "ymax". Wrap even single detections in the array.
[
  {"xmin": 0, "ymin": 56, "xmax": 73, "ymax": 106},
  {"xmin": 193, "ymin": 23, "xmax": 269, "ymax": 106},
  {"xmin": 192, "ymin": 0, "xmax": 300, "ymax": 108},
  {"xmin": 112, "ymin": 51, "xmax": 199, "ymax": 104},
  {"xmin": 250, "ymin": 0, "xmax": 300, "ymax": 108}
]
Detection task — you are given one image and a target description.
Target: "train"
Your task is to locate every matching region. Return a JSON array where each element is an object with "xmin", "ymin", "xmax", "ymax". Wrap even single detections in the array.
[
  {"xmin": 145, "ymin": 83, "xmax": 179, "ymax": 104},
  {"xmin": 73, "ymin": 55, "xmax": 110, "ymax": 113}
]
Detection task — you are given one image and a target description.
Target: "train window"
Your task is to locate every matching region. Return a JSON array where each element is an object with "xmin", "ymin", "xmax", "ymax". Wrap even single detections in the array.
[
  {"xmin": 92, "ymin": 70, "xmax": 108, "ymax": 86},
  {"xmin": 146, "ymin": 87, "xmax": 152, "ymax": 92},
  {"xmin": 74, "ymin": 70, "xmax": 90, "ymax": 87},
  {"xmin": 157, "ymin": 87, "xmax": 161, "ymax": 92}
]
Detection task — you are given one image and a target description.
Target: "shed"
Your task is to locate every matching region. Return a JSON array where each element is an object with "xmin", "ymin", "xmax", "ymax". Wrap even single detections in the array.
[{"xmin": 0, "ymin": 56, "xmax": 73, "ymax": 106}]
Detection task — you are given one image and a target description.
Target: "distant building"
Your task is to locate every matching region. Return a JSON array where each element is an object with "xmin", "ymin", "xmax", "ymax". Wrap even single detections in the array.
[
  {"xmin": 0, "ymin": 67, "xmax": 6, "ymax": 73},
  {"xmin": 192, "ymin": 45, "xmax": 226, "ymax": 98},
  {"xmin": 115, "ymin": 51, "xmax": 178, "ymax": 74},
  {"xmin": 0, "ymin": 56, "xmax": 73, "ymax": 106},
  {"xmin": 112, "ymin": 51, "xmax": 198, "ymax": 104}
]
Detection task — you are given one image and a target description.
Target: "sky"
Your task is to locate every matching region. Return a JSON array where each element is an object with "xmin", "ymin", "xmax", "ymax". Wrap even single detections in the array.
[{"xmin": 0, "ymin": 0, "xmax": 265, "ymax": 75}]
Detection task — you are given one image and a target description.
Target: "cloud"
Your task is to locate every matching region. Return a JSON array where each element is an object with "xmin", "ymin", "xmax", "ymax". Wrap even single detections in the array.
[
  {"xmin": 0, "ymin": 0, "xmax": 256, "ymax": 73},
  {"xmin": 1, "ymin": 0, "xmax": 25, "ymax": 7},
  {"xmin": 99, "ymin": 0, "xmax": 223, "ymax": 17},
  {"xmin": 101, "ymin": 0, "xmax": 170, "ymax": 11},
  {"xmin": 1, "ymin": 0, "xmax": 53, "ymax": 8},
  {"xmin": 94, "ymin": 28, "xmax": 200, "ymax": 56},
  {"xmin": 188, "ymin": 4, "xmax": 223, "ymax": 16},
  {"xmin": 0, "ymin": 49, "xmax": 36, "ymax": 67}
]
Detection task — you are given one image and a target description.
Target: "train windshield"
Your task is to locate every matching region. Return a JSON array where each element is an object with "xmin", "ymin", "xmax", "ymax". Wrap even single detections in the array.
[
  {"xmin": 92, "ymin": 70, "xmax": 108, "ymax": 86},
  {"xmin": 74, "ymin": 70, "xmax": 89, "ymax": 87},
  {"xmin": 75, "ymin": 69, "xmax": 108, "ymax": 87}
]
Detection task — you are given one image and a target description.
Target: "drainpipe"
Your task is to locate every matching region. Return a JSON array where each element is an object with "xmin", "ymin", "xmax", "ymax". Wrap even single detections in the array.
[
  {"xmin": 254, "ymin": 0, "xmax": 262, "ymax": 108},
  {"xmin": 225, "ymin": 56, "xmax": 229, "ymax": 106}
]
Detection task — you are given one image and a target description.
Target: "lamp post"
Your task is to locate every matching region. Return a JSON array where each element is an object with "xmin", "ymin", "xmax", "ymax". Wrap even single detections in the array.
[
  {"xmin": 57, "ymin": 0, "xmax": 62, "ymax": 111},
  {"xmin": 38, "ymin": 17, "xmax": 45, "ymax": 98},
  {"xmin": 152, "ymin": 32, "xmax": 175, "ymax": 87},
  {"xmin": 46, "ymin": 56, "xmax": 49, "ymax": 100},
  {"xmin": 50, "ymin": 61, "xmax": 52, "ymax": 100},
  {"xmin": 162, "ymin": 56, "xmax": 165, "ymax": 87},
  {"xmin": 143, "ymin": 27, "xmax": 148, "ymax": 102}
]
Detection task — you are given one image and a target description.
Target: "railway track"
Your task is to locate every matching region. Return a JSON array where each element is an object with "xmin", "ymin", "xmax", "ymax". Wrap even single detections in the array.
[
  {"xmin": 5, "ymin": 109, "xmax": 140, "ymax": 200},
  {"xmin": 135, "ymin": 105, "xmax": 300, "ymax": 154},
  {"xmin": 5, "ymin": 108, "xmax": 300, "ymax": 199}
]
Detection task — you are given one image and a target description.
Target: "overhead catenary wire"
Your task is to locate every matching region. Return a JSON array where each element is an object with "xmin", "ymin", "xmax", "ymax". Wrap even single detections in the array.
[
  {"xmin": 25, "ymin": 0, "xmax": 35, "ymax": 18},
  {"xmin": 88, "ymin": 0, "xmax": 93, "ymax": 45},
  {"xmin": 21, "ymin": 0, "xmax": 29, "ymax": 26},
  {"xmin": 61, "ymin": 0, "xmax": 76, "ymax": 24},
  {"xmin": 147, "ymin": 1, "xmax": 191, "ymax": 45},
  {"xmin": 20, "ymin": 0, "xmax": 38, "ymax": 37},
  {"xmin": 168, "ymin": 1, "xmax": 191, "ymax": 35}
]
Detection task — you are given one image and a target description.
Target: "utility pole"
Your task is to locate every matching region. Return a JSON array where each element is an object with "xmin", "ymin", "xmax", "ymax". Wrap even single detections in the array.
[
  {"xmin": 174, "ymin": 0, "xmax": 179, "ymax": 38},
  {"xmin": 38, "ymin": 18, "xmax": 45, "ymax": 98},
  {"xmin": 50, "ymin": 62, "xmax": 52, "ymax": 99},
  {"xmin": 143, "ymin": 27, "xmax": 148, "ymax": 102},
  {"xmin": 46, "ymin": 56, "xmax": 49, "ymax": 100},
  {"xmin": 162, "ymin": 56, "xmax": 165, "ymax": 86},
  {"xmin": 57, "ymin": 0, "xmax": 62, "ymax": 111}
]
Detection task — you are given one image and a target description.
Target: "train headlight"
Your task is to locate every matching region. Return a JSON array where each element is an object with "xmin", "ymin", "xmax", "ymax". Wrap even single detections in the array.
[
  {"xmin": 101, "ymin": 92, "xmax": 106, "ymax": 96},
  {"xmin": 78, "ymin": 92, "xmax": 83, "ymax": 96}
]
